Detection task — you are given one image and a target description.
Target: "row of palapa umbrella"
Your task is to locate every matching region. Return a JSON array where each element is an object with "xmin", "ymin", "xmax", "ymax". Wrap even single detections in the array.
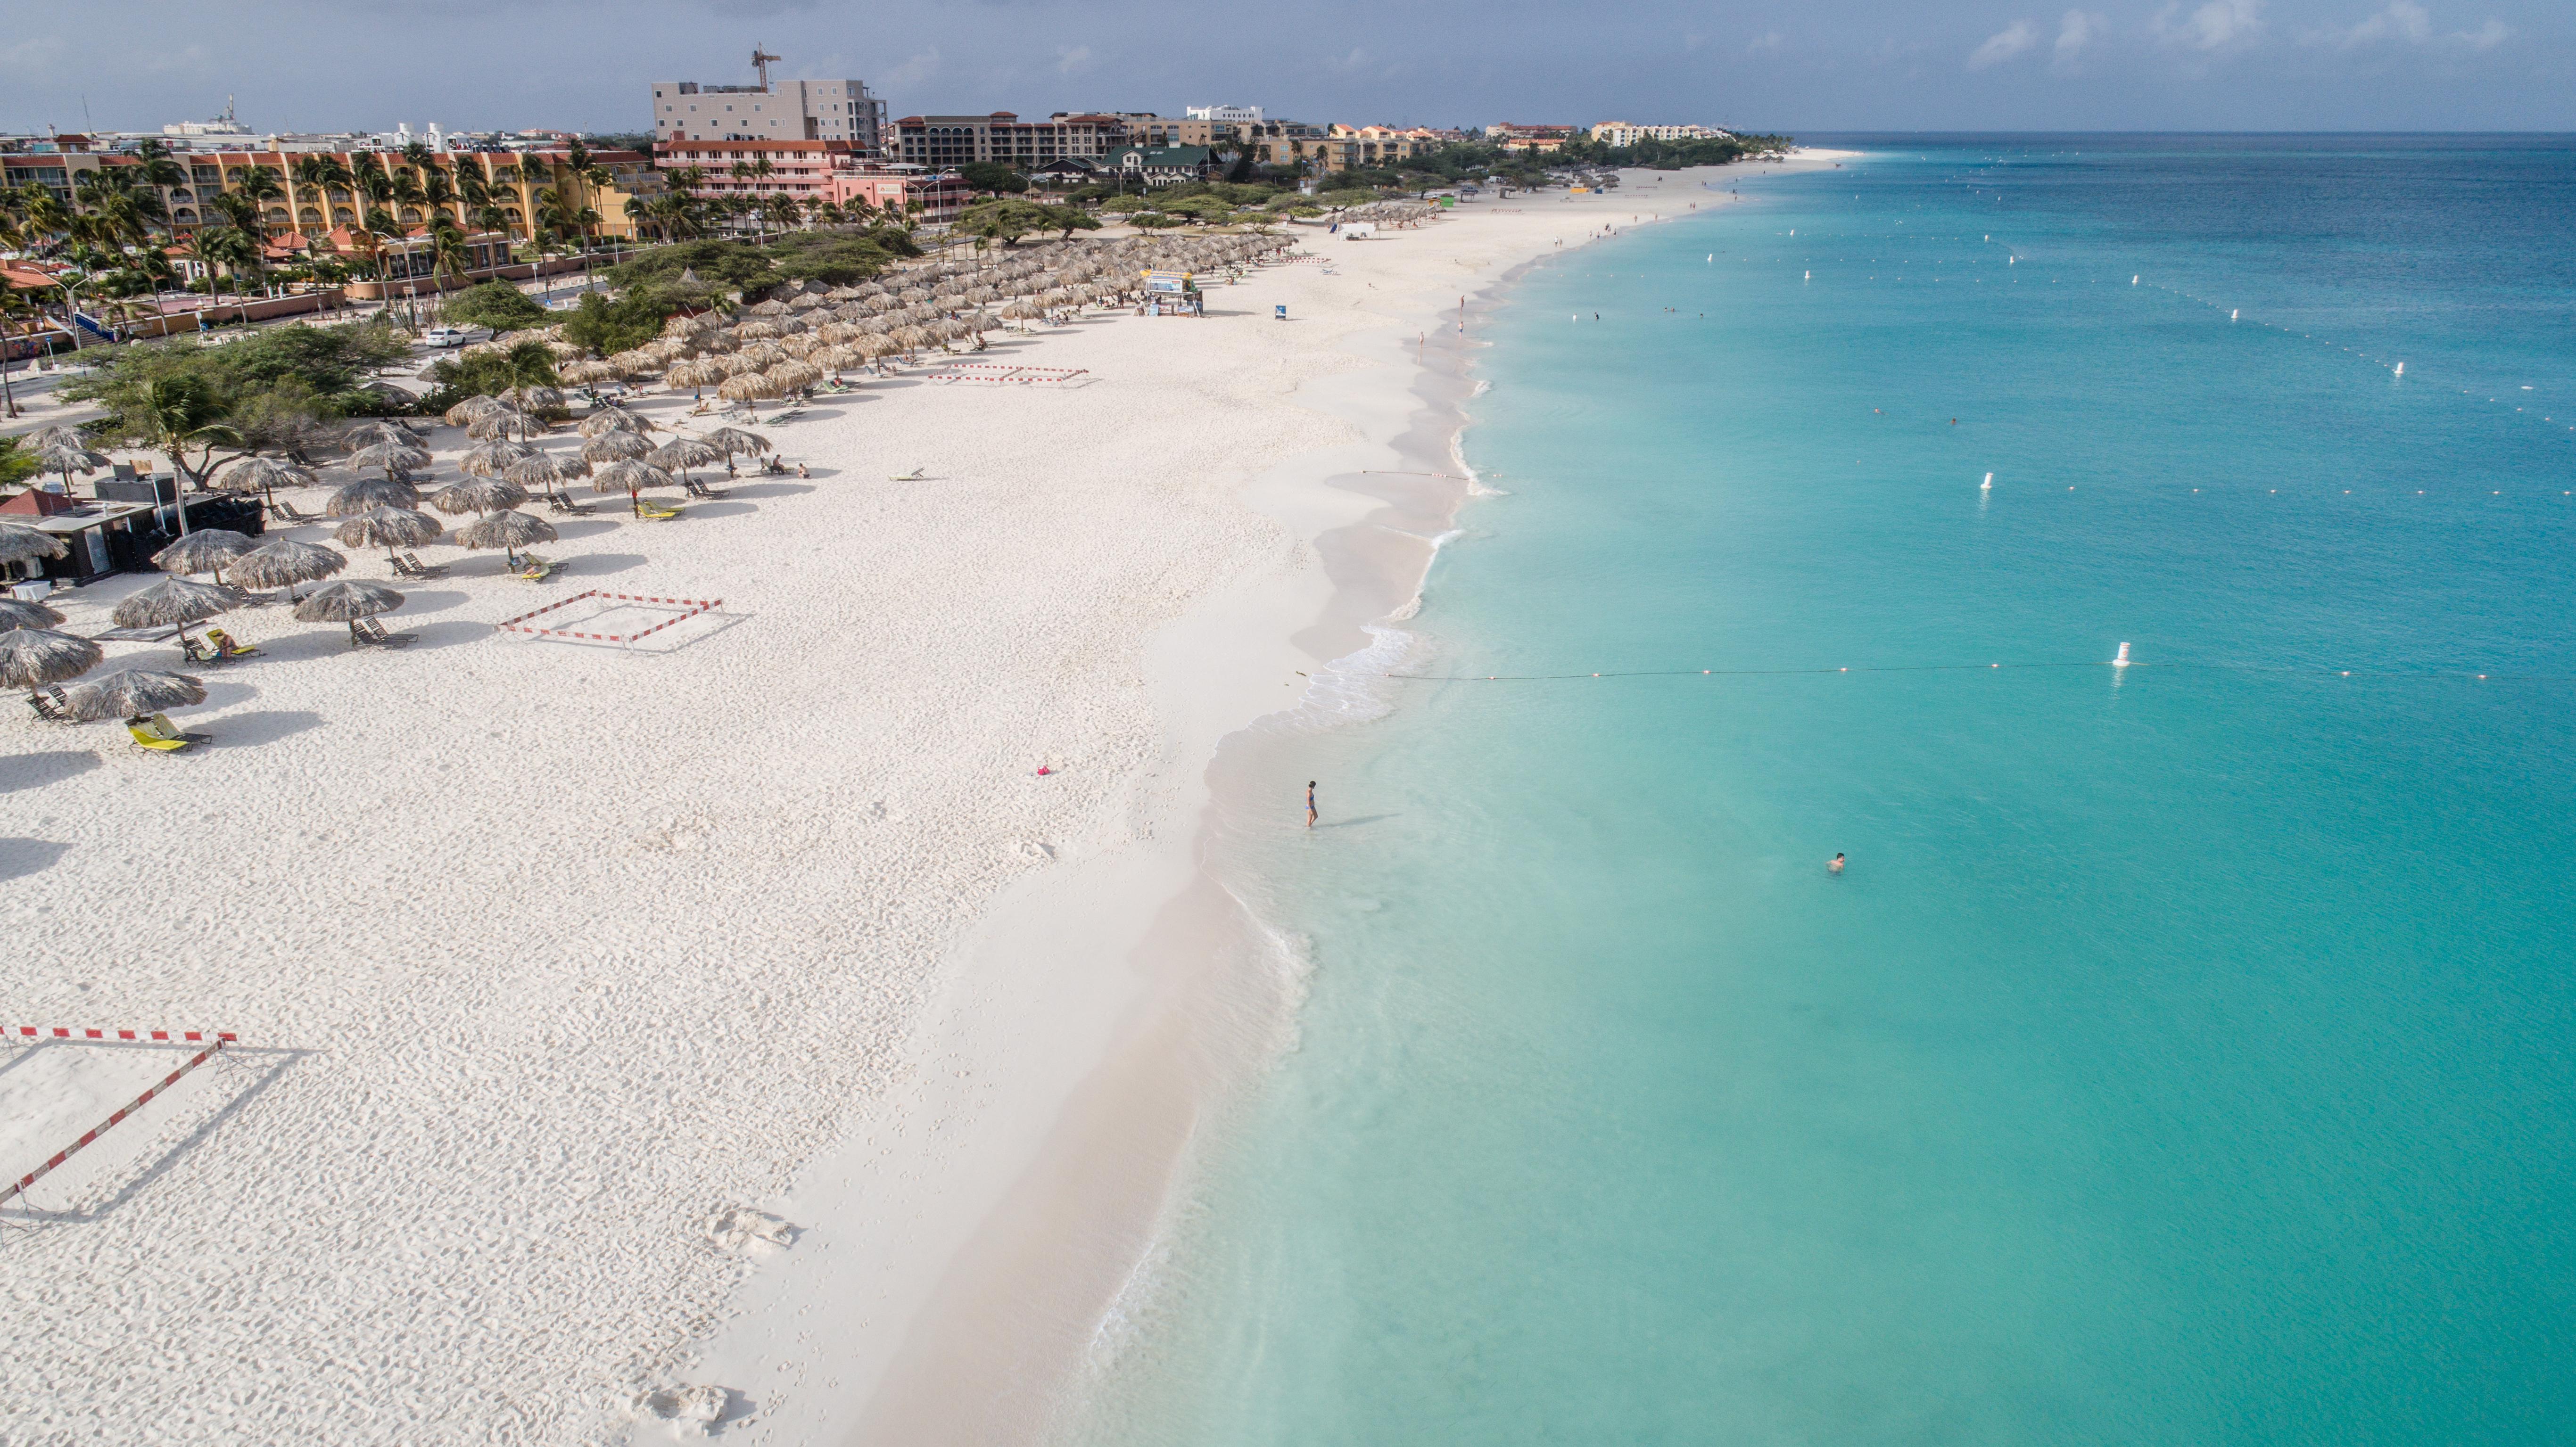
[{"xmin": 545, "ymin": 235, "xmax": 1295, "ymax": 404}]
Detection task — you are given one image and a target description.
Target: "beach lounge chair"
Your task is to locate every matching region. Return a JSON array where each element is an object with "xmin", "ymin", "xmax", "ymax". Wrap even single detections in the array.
[
  {"xmin": 350, "ymin": 617, "xmax": 415, "ymax": 648},
  {"xmin": 545, "ymin": 492, "xmax": 588, "ymax": 516},
  {"xmin": 125, "ymin": 715, "xmax": 200, "ymax": 751},
  {"xmin": 138, "ymin": 712, "xmax": 212, "ymax": 744},
  {"xmin": 27, "ymin": 687, "xmax": 74, "ymax": 722},
  {"xmin": 682, "ymin": 477, "xmax": 727, "ymax": 500},
  {"xmin": 635, "ymin": 502, "xmax": 682, "ymax": 521},
  {"xmin": 507, "ymin": 554, "xmax": 555, "ymax": 582},
  {"xmin": 268, "ymin": 498, "xmax": 315, "ymax": 522},
  {"xmin": 203, "ymin": 627, "xmax": 259, "ymax": 659},
  {"xmin": 392, "ymin": 552, "xmax": 447, "ymax": 580}
]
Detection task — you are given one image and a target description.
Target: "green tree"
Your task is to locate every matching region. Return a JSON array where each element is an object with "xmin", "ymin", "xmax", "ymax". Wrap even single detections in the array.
[
  {"xmin": 957, "ymin": 161, "xmax": 1029, "ymax": 196},
  {"xmin": 440, "ymin": 280, "xmax": 547, "ymax": 332},
  {"xmin": 557, "ymin": 290, "xmax": 673, "ymax": 359}
]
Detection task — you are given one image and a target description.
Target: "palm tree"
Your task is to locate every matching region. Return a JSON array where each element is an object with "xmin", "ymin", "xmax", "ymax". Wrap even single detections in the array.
[
  {"xmin": 427, "ymin": 218, "xmax": 475, "ymax": 301},
  {"xmin": 133, "ymin": 372, "xmax": 245, "ymax": 534},
  {"xmin": 0, "ymin": 287, "xmax": 40, "ymax": 416},
  {"xmin": 195, "ymin": 222, "xmax": 264, "ymax": 326},
  {"xmin": 231, "ymin": 165, "xmax": 286, "ymax": 249},
  {"xmin": 422, "ymin": 167, "xmax": 460, "ymax": 226}
]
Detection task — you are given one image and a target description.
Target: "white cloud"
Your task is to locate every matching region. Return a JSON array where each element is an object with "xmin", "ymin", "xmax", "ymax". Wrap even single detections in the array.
[
  {"xmin": 2339, "ymin": 0, "xmax": 2431, "ymax": 44},
  {"xmin": 2449, "ymin": 17, "xmax": 2509, "ymax": 47},
  {"xmin": 2054, "ymin": 8, "xmax": 2107, "ymax": 63},
  {"xmin": 1324, "ymin": 46, "xmax": 1372, "ymax": 75},
  {"xmin": 1746, "ymin": 30, "xmax": 1786, "ymax": 54},
  {"xmin": 1970, "ymin": 19, "xmax": 2040, "ymax": 67},
  {"xmin": 2157, "ymin": 0, "xmax": 2263, "ymax": 49},
  {"xmin": 0, "ymin": 35, "xmax": 69, "ymax": 76},
  {"xmin": 1054, "ymin": 43, "xmax": 1093, "ymax": 74}
]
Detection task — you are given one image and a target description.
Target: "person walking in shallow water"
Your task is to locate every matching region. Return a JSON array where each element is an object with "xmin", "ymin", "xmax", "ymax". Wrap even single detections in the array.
[{"xmin": 1306, "ymin": 781, "xmax": 1318, "ymax": 830}]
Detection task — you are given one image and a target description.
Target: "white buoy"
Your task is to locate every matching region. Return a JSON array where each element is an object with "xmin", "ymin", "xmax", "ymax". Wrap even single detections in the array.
[
  {"xmin": 1706, "ymin": 254, "xmax": 1713, "ymax": 263},
  {"xmin": 2394, "ymin": 362, "xmax": 2404, "ymax": 377},
  {"xmin": 2230, "ymin": 309, "xmax": 2239, "ymax": 321},
  {"xmin": 2113, "ymin": 642, "xmax": 2132, "ymax": 667},
  {"xmin": 2131, "ymin": 275, "xmax": 2140, "ymax": 285},
  {"xmin": 1982, "ymin": 472, "xmax": 1993, "ymax": 489},
  {"xmin": 1804, "ymin": 270, "xmax": 1811, "ymax": 280}
]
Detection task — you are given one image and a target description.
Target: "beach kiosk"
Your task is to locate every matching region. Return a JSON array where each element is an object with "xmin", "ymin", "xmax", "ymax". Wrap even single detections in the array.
[{"xmin": 1141, "ymin": 269, "xmax": 1203, "ymax": 318}]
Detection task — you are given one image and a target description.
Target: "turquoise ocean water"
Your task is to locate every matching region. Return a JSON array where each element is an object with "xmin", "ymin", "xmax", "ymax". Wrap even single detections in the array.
[{"xmin": 1076, "ymin": 137, "xmax": 2576, "ymax": 1445}]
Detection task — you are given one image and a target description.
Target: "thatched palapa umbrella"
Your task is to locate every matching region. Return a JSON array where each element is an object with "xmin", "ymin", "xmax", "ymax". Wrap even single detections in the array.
[
  {"xmin": 213, "ymin": 457, "xmax": 318, "ymax": 509},
  {"xmin": 460, "ymin": 439, "xmax": 536, "ymax": 477},
  {"xmin": 582, "ymin": 429, "xmax": 654, "ymax": 465},
  {"xmin": 35, "ymin": 437, "xmax": 111, "ymax": 491},
  {"xmin": 294, "ymin": 581, "xmax": 406, "ymax": 643},
  {"xmin": 431, "ymin": 477, "xmax": 532, "ymax": 516},
  {"xmin": 701, "ymin": 427, "xmax": 770, "ymax": 463},
  {"xmin": 0, "ymin": 596, "xmax": 69, "ymax": 631},
  {"xmin": 466, "ymin": 407, "xmax": 536, "ymax": 443},
  {"xmin": 326, "ymin": 477, "xmax": 422, "ymax": 517},
  {"xmin": 0, "ymin": 524, "xmax": 72, "ymax": 568},
  {"xmin": 593, "ymin": 460, "xmax": 676, "ymax": 515},
  {"xmin": 717, "ymin": 373, "xmax": 783, "ymax": 406},
  {"xmin": 62, "ymin": 668, "xmax": 205, "ymax": 723},
  {"xmin": 228, "ymin": 538, "xmax": 346, "ymax": 601},
  {"xmin": 455, "ymin": 509, "xmax": 558, "ymax": 566},
  {"xmin": 504, "ymin": 452, "xmax": 591, "ymax": 508},
  {"xmin": 333, "ymin": 506, "xmax": 444, "ymax": 566},
  {"xmin": 113, "ymin": 577, "xmax": 245, "ymax": 646},
  {"xmin": 150, "ymin": 528, "xmax": 256, "ymax": 583},
  {"xmin": 444, "ymin": 395, "xmax": 507, "ymax": 427},
  {"xmin": 0, "ymin": 626, "xmax": 102, "ymax": 707},
  {"xmin": 579, "ymin": 406, "xmax": 654, "ymax": 437},
  {"xmin": 349, "ymin": 440, "xmax": 432, "ymax": 478},
  {"xmin": 342, "ymin": 419, "xmax": 424, "ymax": 449},
  {"xmin": 650, "ymin": 438, "xmax": 724, "ymax": 477}
]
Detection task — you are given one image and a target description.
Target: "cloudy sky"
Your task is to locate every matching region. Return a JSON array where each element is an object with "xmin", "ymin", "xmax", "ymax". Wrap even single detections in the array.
[{"xmin": 3, "ymin": 0, "xmax": 2566, "ymax": 138}]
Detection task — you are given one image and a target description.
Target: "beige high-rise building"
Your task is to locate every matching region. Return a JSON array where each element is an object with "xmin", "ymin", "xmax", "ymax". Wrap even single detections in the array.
[{"xmin": 650, "ymin": 55, "xmax": 885, "ymax": 153}]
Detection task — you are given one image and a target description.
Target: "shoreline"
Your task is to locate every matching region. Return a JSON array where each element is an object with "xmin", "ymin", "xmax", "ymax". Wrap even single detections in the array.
[{"xmin": 672, "ymin": 151, "xmax": 1859, "ymax": 1445}]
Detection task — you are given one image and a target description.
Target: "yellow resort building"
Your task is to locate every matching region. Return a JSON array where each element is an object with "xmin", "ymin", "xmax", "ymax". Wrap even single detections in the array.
[{"xmin": 113, "ymin": 146, "xmax": 660, "ymax": 248}]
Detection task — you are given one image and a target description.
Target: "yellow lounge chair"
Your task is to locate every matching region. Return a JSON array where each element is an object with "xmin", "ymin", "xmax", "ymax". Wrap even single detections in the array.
[
  {"xmin": 203, "ymin": 627, "xmax": 260, "ymax": 659},
  {"xmin": 511, "ymin": 554, "xmax": 556, "ymax": 581},
  {"xmin": 635, "ymin": 502, "xmax": 682, "ymax": 521},
  {"xmin": 127, "ymin": 714, "xmax": 205, "ymax": 751}
]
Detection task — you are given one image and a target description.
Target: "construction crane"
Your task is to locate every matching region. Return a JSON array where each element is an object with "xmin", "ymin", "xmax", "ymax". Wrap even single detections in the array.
[{"xmin": 751, "ymin": 45, "xmax": 782, "ymax": 90}]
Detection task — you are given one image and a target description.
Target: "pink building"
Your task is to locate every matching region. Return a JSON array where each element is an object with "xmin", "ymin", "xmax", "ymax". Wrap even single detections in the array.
[{"xmin": 652, "ymin": 140, "xmax": 971, "ymax": 222}]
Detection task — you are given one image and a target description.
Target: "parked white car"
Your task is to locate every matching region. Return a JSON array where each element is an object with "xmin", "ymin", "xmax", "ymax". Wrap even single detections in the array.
[{"xmin": 420, "ymin": 326, "xmax": 473, "ymax": 348}]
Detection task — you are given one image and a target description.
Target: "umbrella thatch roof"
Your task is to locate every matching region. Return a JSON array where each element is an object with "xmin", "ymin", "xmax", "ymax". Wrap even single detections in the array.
[
  {"xmin": 112, "ymin": 577, "xmax": 244, "ymax": 629},
  {"xmin": 430, "ymin": 477, "xmax": 531, "ymax": 516},
  {"xmin": 665, "ymin": 359, "xmax": 727, "ymax": 388},
  {"xmin": 229, "ymin": 538, "xmax": 347, "ymax": 591},
  {"xmin": 505, "ymin": 385, "xmax": 565, "ymax": 412},
  {"xmin": 342, "ymin": 419, "xmax": 424, "ymax": 448},
  {"xmin": 326, "ymin": 477, "xmax": 423, "ymax": 517},
  {"xmin": 465, "ymin": 408, "xmax": 536, "ymax": 442},
  {"xmin": 460, "ymin": 439, "xmax": 537, "ymax": 477},
  {"xmin": 63, "ymin": 668, "xmax": 205, "ymax": 721},
  {"xmin": 578, "ymin": 406, "xmax": 654, "ymax": 437},
  {"xmin": 333, "ymin": 507, "xmax": 445, "ymax": 551},
  {"xmin": 444, "ymin": 395, "xmax": 508, "ymax": 427},
  {"xmin": 293, "ymin": 580, "xmax": 405, "ymax": 623},
  {"xmin": 717, "ymin": 374, "xmax": 783, "ymax": 402},
  {"xmin": 0, "ymin": 524, "xmax": 72, "ymax": 567},
  {"xmin": 151, "ymin": 529, "xmax": 256, "ymax": 576},
  {"xmin": 212, "ymin": 457, "xmax": 318, "ymax": 496},
  {"xmin": 455, "ymin": 510, "xmax": 559, "ymax": 551},
  {"xmin": 0, "ymin": 596, "xmax": 68, "ymax": 631},
  {"xmin": 593, "ymin": 460, "xmax": 675, "ymax": 496},
  {"xmin": 348, "ymin": 440, "xmax": 432, "ymax": 476},
  {"xmin": 0, "ymin": 626, "xmax": 102, "ymax": 688},
  {"xmin": 701, "ymin": 428, "xmax": 770, "ymax": 457},
  {"xmin": 581, "ymin": 431, "xmax": 655, "ymax": 463},
  {"xmin": 650, "ymin": 438, "xmax": 725, "ymax": 472},
  {"xmin": 504, "ymin": 453, "xmax": 592, "ymax": 487},
  {"xmin": 36, "ymin": 439, "xmax": 111, "ymax": 477}
]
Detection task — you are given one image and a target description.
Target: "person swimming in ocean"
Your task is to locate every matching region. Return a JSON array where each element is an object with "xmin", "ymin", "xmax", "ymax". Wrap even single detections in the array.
[
  {"xmin": 1307, "ymin": 781, "xmax": 1318, "ymax": 830},
  {"xmin": 1828, "ymin": 853, "xmax": 1845, "ymax": 874}
]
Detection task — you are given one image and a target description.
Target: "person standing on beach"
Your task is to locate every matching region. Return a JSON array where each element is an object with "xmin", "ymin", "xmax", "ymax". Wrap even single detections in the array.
[{"xmin": 1307, "ymin": 782, "xmax": 1319, "ymax": 830}]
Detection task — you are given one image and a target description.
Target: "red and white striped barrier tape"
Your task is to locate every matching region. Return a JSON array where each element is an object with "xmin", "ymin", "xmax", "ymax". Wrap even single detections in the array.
[
  {"xmin": 9, "ymin": 1027, "xmax": 235, "ymax": 1044},
  {"xmin": 2, "ymin": 1028, "xmax": 238, "ymax": 1206},
  {"xmin": 926, "ymin": 365, "xmax": 1090, "ymax": 385},
  {"xmin": 495, "ymin": 590, "xmax": 722, "ymax": 645}
]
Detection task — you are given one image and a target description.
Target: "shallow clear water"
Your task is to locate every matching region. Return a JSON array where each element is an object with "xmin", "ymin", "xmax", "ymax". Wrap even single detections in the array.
[{"xmin": 1077, "ymin": 137, "xmax": 2576, "ymax": 1446}]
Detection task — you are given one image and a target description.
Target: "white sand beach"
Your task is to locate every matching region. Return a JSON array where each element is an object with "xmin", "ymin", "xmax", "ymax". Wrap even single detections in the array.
[{"xmin": 2, "ymin": 153, "xmax": 1850, "ymax": 1444}]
